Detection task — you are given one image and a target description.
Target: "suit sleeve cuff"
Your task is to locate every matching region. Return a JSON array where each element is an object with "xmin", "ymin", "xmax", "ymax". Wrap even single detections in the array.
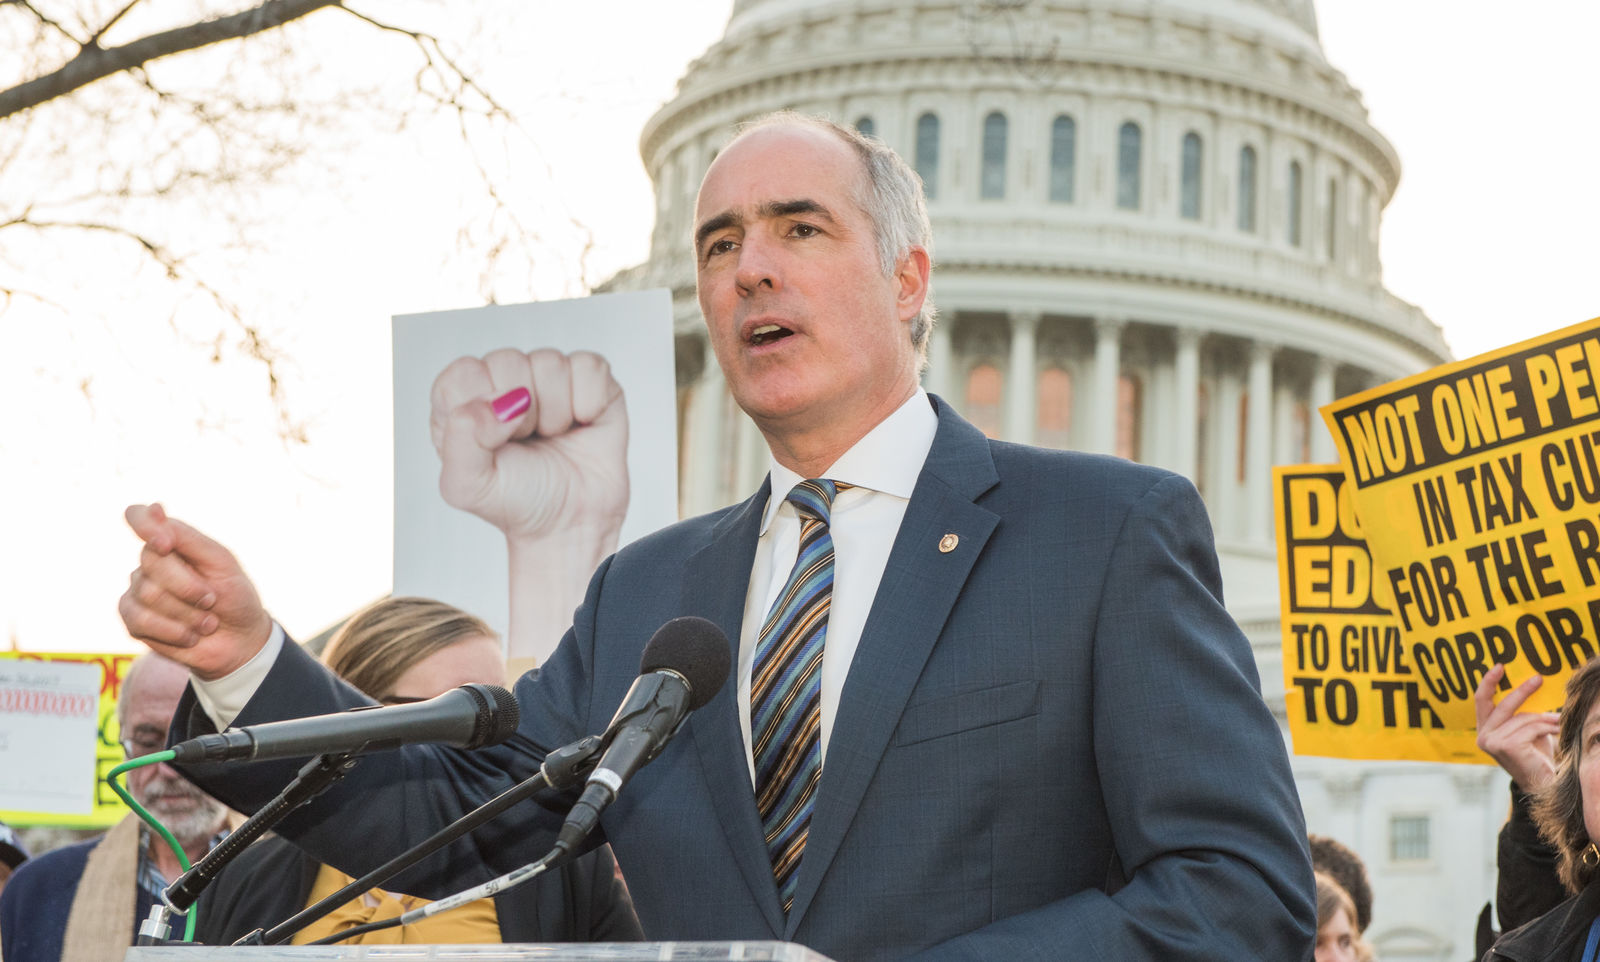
[{"xmin": 190, "ymin": 622, "xmax": 285, "ymax": 729}]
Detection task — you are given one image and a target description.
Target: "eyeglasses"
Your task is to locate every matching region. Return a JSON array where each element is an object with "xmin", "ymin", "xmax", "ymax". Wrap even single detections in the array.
[{"xmin": 120, "ymin": 733, "xmax": 168, "ymax": 759}]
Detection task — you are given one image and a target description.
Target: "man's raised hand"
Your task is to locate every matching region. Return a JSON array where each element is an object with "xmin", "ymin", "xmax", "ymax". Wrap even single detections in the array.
[{"xmin": 119, "ymin": 504, "xmax": 273, "ymax": 681}]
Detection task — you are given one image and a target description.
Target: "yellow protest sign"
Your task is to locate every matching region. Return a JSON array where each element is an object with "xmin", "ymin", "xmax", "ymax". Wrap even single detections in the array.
[
  {"xmin": 0, "ymin": 651, "xmax": 139, "ymax": 828},
  {"xmin": 1322, "ymin": 316, "xmax": 1600, "ymax": 761},
  {"xmin": 1275, "ymin": 465, "xmax": 1477, "ymax": 761}
]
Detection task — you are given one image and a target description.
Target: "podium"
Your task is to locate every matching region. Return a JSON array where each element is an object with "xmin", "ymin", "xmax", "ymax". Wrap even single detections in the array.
[{"xmin": 126, "ymin": 943, "xmax": 837, "ymax": 961}]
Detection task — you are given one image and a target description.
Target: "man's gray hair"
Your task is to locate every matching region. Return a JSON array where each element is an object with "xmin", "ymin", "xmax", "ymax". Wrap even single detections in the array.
[{"xmin": 734, "ymin": 111, "xmax": 938, "ymax": 362}]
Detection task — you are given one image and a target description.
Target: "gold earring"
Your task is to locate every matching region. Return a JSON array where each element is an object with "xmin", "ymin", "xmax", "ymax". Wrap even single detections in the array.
[{"xmin": 1582, "ymin": 843, "xmax": 1599, "ymax": 868}]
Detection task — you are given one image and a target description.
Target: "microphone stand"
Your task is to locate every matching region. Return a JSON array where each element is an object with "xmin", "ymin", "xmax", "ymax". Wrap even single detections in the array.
[
  {"xmin": 138, "ymin": 752, "xmax": 359, "ymax": 945},
  {"xmin": 245, "ymin": 734, "xmax": 603, "ymax": 946}
]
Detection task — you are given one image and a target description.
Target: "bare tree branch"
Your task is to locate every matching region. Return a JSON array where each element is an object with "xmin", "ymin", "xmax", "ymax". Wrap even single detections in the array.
[
  {"xmin": 0, "ymin": 0, "xmax": 342, "ymax": 119},
  {"xmin": 87, "ymin": 0, "xmax": 145, "ymax": 47},
  {"xmin": 1, "ymin": 3, "xmax": 582, "ymax": 443},
  {"xmin": 339, "ymin": 5, "xmax": 511, "ymax": 120},
  {"xmin": 341, "ymin": 4, "xmax": 579, "ymax": 301},
  {"xmin": 3, "ymin": 213, "xmax": 304, "ymax": 440},
  {"xmin": 961, "ymin": 0, "xmax": 1065, "ymax": 86},
  {"xmin": 10, "ymin": 0, "xmax": 83, "ymax": 44}
]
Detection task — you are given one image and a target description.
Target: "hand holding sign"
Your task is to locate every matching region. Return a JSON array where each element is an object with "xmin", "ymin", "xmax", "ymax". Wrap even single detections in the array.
[{"xmin": 1474, "ymin": 663, "xmax": 1558, "ymax": 792}]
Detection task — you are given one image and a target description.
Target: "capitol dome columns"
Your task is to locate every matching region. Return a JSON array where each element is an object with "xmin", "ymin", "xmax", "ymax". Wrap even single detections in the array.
[
  {"xmin": 1246, "ymin": 340, "xmax": 1278, "ymax": 542},
  {"xmin": 1004, "ymin": 311, "xmax": 1041, "ymax": 444},
  {"xmin": 925, "ymin": 317, "xmax": 954, "ymax": 403},
  {"xmin": 1092, "ymin": 316, "xmax": 1126, "ymax": 456},
  {"xmin": 681, "ymin": 341, "xmax": 726, "ymax": 517},
  {"xmin": 1310, "ymin": 356, "xmax": 1338, "ymax": 463},
  {"xmin": 1173, "ymin": 326, "xmax": 1202, "ymax": 481}
]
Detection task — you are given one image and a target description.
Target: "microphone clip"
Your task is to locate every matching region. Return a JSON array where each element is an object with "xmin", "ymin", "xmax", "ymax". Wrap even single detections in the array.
[{"xmin": 539, "ymin": 734, "xmax": 604, "ymax": 792}]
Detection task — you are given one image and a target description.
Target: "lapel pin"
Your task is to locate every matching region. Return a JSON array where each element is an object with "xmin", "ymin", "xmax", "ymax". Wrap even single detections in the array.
[{"xmin": 938, "ymin": 533, "xmax": 959, "ymax": 553}]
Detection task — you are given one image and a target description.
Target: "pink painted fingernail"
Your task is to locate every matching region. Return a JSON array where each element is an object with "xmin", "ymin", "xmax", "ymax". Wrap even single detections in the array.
[{"xmin": 492, "ymin": 387, "xmax": 531, "ymax": 423}]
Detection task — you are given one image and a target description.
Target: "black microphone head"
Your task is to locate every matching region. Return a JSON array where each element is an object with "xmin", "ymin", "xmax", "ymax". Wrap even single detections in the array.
[
  {"xmin": 458, "ymin": 683, "xmax": 520, "ymax": 749},
  {"xmin": 639, "ymin": 617, "xmax": 732, "ymax": 711}
]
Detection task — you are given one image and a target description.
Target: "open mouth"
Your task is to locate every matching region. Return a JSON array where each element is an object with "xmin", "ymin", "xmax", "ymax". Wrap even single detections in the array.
[{"xmin": 749, "ymin": 324, "xmax": 794, "ymax": 346}]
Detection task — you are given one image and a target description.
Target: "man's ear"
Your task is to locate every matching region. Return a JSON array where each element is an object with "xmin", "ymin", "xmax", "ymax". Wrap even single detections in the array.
[{"xmin": 894, "ymin": 246, "xmax": 931, "ymax": 324}]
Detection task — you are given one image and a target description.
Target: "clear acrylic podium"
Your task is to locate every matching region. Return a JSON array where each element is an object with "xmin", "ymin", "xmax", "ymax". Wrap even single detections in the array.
[{"xmin": 126, "ymin": 943, "xmax": 837, "ymax": 961}]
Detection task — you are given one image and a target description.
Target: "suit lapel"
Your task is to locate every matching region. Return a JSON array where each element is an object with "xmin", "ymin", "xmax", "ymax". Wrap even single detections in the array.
[
  {"xmin": 784, "ymin": 398, "xmax": 1001, "ymax": 934},
  {"xmin": 682, "ymin": 477, "xmax": 788, "ymax": 937}
]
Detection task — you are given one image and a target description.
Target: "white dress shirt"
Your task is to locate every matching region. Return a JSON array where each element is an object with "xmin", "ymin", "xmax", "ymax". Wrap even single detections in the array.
[{"xmin": 736, "ymin": 389, "xmax": 937, "ymax": 780}]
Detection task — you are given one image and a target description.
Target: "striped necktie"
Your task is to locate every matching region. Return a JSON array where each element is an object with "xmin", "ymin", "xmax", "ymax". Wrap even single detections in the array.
[{"xmin": 753, "ymin": 478, "xmax": 847, "ymax": 913}]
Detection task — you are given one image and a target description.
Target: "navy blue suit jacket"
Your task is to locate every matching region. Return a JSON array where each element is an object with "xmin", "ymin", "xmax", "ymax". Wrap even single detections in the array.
[{"xmin": 176, "ymin": 396, "xmax": 1314, "ymax": 961}]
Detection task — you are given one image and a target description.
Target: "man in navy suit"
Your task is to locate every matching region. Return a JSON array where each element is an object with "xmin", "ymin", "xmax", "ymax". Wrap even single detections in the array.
[{"xmin": 121, "ymin": 112, "xmax": 1315, "ymax": 960}]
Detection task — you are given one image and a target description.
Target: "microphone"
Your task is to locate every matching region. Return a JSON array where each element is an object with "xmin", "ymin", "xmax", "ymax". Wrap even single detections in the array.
[
  {"xmin": 169, "ymin": 683, "xmax": 521, "ymax": 764},
  {"xmin": 553, "ymin": 616, "xmax": 730, "ymax": 857}
]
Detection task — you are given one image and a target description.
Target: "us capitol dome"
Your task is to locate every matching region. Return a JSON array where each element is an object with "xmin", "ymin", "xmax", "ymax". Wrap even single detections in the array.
[{"xmin": 606, "ymin": 3, "xmax": 1484, "ymax": 956}]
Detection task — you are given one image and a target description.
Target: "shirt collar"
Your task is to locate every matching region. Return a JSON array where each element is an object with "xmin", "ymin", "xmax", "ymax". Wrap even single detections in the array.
[{"xmin": 760, "ymin": 388, "xmax": 938, "ymax": 534}]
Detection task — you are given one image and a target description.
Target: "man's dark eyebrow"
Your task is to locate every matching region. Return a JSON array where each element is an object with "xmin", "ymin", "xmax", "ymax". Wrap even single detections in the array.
[
  {"xmin": 695, "ymin": 210, "xmax": 741, "ymax": 253},
  {"xmin": 760, "ymin": 198, "xmax": 835, "ymax": 221}
]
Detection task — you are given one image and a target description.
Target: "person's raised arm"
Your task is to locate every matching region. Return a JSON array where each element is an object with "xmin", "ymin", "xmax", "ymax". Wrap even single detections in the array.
[
  {"xmin": 430, "ymin": 348, "xmax": 630, "ymax": 671},
  {"xmin": 1475, "ymin": 663, "xmax": 1566, "ymax": 932}
]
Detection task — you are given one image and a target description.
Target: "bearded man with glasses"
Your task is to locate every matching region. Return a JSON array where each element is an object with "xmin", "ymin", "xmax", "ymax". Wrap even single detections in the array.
[{"xmin": 0, "ymin": 652, "xmax": 230, "ymax": 962}]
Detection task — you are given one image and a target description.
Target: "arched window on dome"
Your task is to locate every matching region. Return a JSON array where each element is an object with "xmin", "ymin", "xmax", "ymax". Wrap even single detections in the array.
[
  {"xmin": 1049, "ymin": 115, "xmax": 1076, "ymax": 203},
  {"xmin": 1117, "ymin": 121, "xmax": 1142, "ymax": 211},
  {"xmin": 855, "ymin": 116, "xmax": 876, "ymax": 138},
  {"xmin": 1237, "ymin": 145, "xmax": 1258, "ymax": 232},
  {"xmin": 1287, "ymin": 161, "xmax": 1303, "ymax": 247},
  {"xmin": 1037, "ymin": 367, "xmax": 1072, "ymax": 449},
  {"xmin": 915, "ymin": 112, "xmax": 940, "ymax": 200},
  {"xmin": 1326, "ymin": 177, "xmax": 1339, "ymax": 262},
  {"xmin": 981, "ymin": 111, "xmax": 1008, "ymax": 200},
  {"xmin": 1116, "ymin": 373, "xmax": 1142, "ymax": 461},
  {"xmin": 965, "ymin": 362, "xmax": 1003, "ymax": 438},
  {"xmin": 1195, "ymin": 381, "xmax": 1211, "ymax": 498},
  {"xmin": 1180, "ymin": 132, "xmax": 1203, "ymax": 221}
]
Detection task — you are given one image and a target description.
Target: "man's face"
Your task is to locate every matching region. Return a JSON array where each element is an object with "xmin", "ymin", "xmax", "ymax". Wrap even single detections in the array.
[
  {"xmin": 693, "ymin": 124, "xmax": 929, "ymax": 449},
  {"xmin": 122, "ymin": 659, "xmax": 227, "ymax": 846}
]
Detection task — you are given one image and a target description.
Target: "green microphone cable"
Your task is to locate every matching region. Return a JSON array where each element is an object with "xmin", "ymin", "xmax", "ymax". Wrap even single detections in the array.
[{"xmin": 107, "ymin": 751, "xmax": 199, "ymax": 944}]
